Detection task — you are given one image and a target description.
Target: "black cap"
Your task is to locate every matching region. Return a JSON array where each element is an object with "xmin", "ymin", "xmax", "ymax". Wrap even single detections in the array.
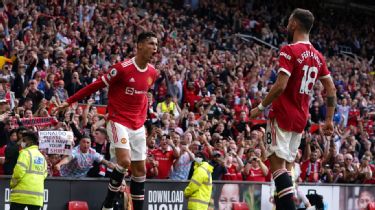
[{"xmin": 195, "ymin": 152, "xmax": 207, "ymax": 162}]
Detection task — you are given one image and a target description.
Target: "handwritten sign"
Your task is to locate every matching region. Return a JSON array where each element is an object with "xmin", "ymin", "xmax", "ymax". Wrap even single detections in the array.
[{"xmin": 39, "ymin": 131, "xmax": 74, "ymax": 155}]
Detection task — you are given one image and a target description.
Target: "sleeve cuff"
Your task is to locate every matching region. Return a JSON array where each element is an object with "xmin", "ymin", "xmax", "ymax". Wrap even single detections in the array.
[
  {"xmin": 278, "ymin": 68, "xmax": 291, "ymax": 77},
  {"xmin": 318, "ymin": 74, "xmax": 331, "ymax": 80},
  {"xmin": 66, "ymin": 98, "xmax": 72, "ymax": 104}
]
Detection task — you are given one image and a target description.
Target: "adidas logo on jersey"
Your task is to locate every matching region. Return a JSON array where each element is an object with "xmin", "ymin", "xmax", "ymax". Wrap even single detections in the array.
[{"xmin": 129, "ymin": 78, "xmax": 135, "ymax": 82}]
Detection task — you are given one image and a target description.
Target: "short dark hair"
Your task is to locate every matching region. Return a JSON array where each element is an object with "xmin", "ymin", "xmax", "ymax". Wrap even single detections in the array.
[
  {"xmin": 95, "ymin": 127, "xmax": 107, "ymax": 136},
  {"xmin": 137, "ymin": 32, "xmax": 157, "ymax": 44},
  {"xmin": 17, "ymin": 126, "xmax": 27, "ymax": 133},
  {"xmin": 359, "ymin": 187, "xmax": 375, "ymax": 200},
  {"xmin": 291, "ymin": 8, "xmax": 314, "ymax": 33},
  {"xmin": 22, "ymin": 131, "xmax": 39, "ymax": 144},
  {"xmin": 81, "ymin": 135, "xmax": 92, "ymax": 141},
  {"xmin": 10, "ymin": 129, "xmax": 18, "ymax": 136},
  {"xmin": 24, "ymin": 97, "xmax": 33, "ymax": 103}
]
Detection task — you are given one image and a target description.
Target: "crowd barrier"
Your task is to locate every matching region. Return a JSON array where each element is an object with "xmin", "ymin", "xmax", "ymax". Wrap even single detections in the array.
[{"xmin": 1, "ymin": 176, "xmax": 375, "ymax": 210}]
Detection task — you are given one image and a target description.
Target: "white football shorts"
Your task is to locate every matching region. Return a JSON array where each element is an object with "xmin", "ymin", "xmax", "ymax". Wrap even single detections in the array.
[
  {"xmin": 106, "ymin": 120, "xmax": 147, "ymax": 161},
  {"xmin": 264, "ymin": 119, "xmax": 302, "ymax": 163}
]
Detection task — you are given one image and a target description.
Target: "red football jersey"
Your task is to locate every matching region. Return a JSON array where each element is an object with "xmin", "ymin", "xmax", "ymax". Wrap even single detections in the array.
[
  {"xmin": 222, "ymin": 165, "xmax": 243, "ymax": 181},
  {"xmin": 246, "ymin": 166, "xmax": 266, "ymax": 182},
  {"xmin": 151, "ymin": 149, "xmax": 175, "ymax": 179},
  {"xmin": 269, "ymin": 41, "xmax": 330, "ymax": 133},
  {"xmin": 67, "ymin": 58, "xmax": 158, "ymax": 130}
]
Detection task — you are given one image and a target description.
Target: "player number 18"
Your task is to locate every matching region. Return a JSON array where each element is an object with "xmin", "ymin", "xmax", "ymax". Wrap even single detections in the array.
[{"xmin": 299, "ymin": 65, "xmax": 318, "ymax": 95}]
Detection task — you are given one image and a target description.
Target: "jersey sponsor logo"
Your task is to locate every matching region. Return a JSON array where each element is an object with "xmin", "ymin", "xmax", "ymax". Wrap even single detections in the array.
[
  {"xmin": 280, "ymin": 52, "xmax": 291, "ymax": 60},
  {"xmin": 155, "ymin": 157, "xmax": 170, "ymax": 161},
  {"xmin": 147, "ymin": 77, "xmax": 153, "ymax": 86},
  {"xmin": 129, "ymin": 77, "xmax": 135, "ymax": 83},
  {"xmin": 125, "ymin": 87, "xmax": 147, "ymax": 95},
  {"xmin": 126, "ymin": 87, "xmax": 134, "ymax": 95}
]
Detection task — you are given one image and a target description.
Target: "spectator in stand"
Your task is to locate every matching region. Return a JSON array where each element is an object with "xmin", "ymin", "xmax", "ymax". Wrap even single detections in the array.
[
  {"xmin": 47, "ymin": 154, "xmax": 61, "ymax": 177},
  {"xmin": 180, "ymin": 111, "xmax": 198, "ymax": 131},
  {"xmin": 343, "ymin": 153, "xmax": 359, "ymax": 183},
  {"xmin": 20, "ymin": 97, "xmax": 32, "ymax": 114},
  {"xmin": 357, "ymin": 155, "xmax": 373, "ymax": 183},
  {"xmin": 300, "ymin": 151, "xmax": 321, "ymax": 183},
  {"xmin": 54, "ymin": 136, "xmax": 115, "ymax": 178},
  {"xmin": 330, "ymin": 162, "xmax": 345, "ymax": 183},
  {"xmin": 87, "ymin": 127, "xmax": 111, "ymax": 177},
  {"xmin": 12, "ymin": 63, "xmax": 30, "ymax": 99},
  {"xmin": 145, "ymin": 153, "xmax": 159, "ymax": 179},
  {"xmin": 3, "ymin": 129, "xmax": 20, "ymax": 175},
  {"xmin": 151, "ymin": 134, "xmax": 180, "ymax": 179},
  {"xmin": 320, "ymin": 163, "xmax": 334, "ymax": 183},
  {"xmin": 222, "ymin": 150, "xmax": 243, "ymax": 181},
  {"xmin": 156, "ymin": 94, "xmax": 180, "ymax": 119},
  {"xmin": 55, "ymin": 80, "xmax": 69, "ymax": 103},
  {"xmin": 170, "ymin": 134, "xmax": 195, "ymax": 180},
  {"xmin": 244, "ymin": 155, "xmax": 268, "ymax": 182},
  {"xmin": 335, "ymin": 153, "xmax": 345, "ymax": 167},
  {"xmin": 233, "ymin": 97, "xmax": 250, "ymax": 120},
  {"xmin": 209, "ymin": 151, "xmax": 227, "ymax": 180},
  {"xmin": 22, "ymin": 79, "xmax": 44, "ymax": 113},
  {"xmin": 337, "ymin": 98, "xmax": 350, "ymax": 127},
  {"xmin": 364, "ymin": 152, "xmax": 375, "ymax": 184},
  {"xmin": 66, "ymin": 72, "xmax": 84, "ymax": 97}
]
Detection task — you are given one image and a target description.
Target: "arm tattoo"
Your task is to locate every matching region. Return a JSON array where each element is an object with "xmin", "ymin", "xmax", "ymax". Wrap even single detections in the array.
[{"xmin": 327, "ymin": 96, "xmax": 336, "ymax": 107}]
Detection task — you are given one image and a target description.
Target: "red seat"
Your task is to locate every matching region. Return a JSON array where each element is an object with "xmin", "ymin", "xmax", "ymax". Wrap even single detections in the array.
[
  {"xmin": 368, "ymin": 202, "xmax": 375, "ymax": 210},
  {"xmin": 233, "ymin": 202, "xmax": 250, "ymax": 210},
  {"xmin": 68, "ymin": 201, "xmax": 89, "ymax": 210}
]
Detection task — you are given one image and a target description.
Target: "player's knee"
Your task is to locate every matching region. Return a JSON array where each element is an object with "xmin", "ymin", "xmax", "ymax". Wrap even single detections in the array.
[
  {"xmin": 117, "ymin": 157, "xmax": 131, "ymax": 169},
  {"xmin": 269, "ymin": 154, "xmax": 286, "ymax": 172},
  {"xmin": 132, "ymin": 166, "xmax": 146, "ymax": 177}
]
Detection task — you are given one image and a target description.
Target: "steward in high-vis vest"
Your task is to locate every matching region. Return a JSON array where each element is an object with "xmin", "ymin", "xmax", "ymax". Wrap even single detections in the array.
[
  {"xmin": 156, "ymin": 94, "xmax": 179, "ymax": 118},
  {"xmin": 184, "ymin": 153, "xmax": 213, "ymax": 210},
  {"xmin": 10, "ymin": 131, "xmax": 47, "ymax": 210}
]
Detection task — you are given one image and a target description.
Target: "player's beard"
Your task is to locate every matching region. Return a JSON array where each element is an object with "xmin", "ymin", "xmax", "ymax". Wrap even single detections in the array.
[{"xmin": 287, "ymin": 28, "xmax": 294, "ymax": 43}]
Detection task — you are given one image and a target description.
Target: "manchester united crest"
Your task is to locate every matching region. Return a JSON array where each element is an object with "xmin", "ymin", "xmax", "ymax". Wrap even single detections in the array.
[{"xmin": 147, "ymin": 77, "xmax": 153, "ymax": 86}]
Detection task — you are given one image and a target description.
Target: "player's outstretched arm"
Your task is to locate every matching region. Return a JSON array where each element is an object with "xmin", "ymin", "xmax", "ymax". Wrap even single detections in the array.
[
  {"xmin": 54, "ymin": 78, "xmax": 107, "ymax": 114},
  {"xmin": 320, "ymin": 76, "xmax": 337, "ymax": 136},
  {"xmin": 66, "ymin": 79, "xmax": 106, "ymax": 105},
  {"xmin": 54, "ymin": 101, "xmax": 70, "ymax": 114},
  {"xmin": 250, "ymin": 71, "xmax": 289, "ymax": 119}
]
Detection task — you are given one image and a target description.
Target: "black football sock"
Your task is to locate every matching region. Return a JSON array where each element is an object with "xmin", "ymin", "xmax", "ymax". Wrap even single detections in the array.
[
  {"xmin": 287, "ymin": 170, "xmax": 296, "ymax": 197},
  {"xmin": 273, "ymin": 169, "xmax": 296, "ymax": 210},
  {"xmin": 274, "ymin": 195, "xmax": 284, "ymax": 210},
  {"xmin": 103, "ymin": 165, "xmax": 125, "ymax": 208},
  {"xmin": 130, "ymin": 175, "xmax": 146, "ymax": 210}
]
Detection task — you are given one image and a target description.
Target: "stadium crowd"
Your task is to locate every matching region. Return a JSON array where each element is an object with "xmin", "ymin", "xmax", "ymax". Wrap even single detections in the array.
[{"xmin": 0, "ymin": 0, "xmax": 374, "ymax": 185}]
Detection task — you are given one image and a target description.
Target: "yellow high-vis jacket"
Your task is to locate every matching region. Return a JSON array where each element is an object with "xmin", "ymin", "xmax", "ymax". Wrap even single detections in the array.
[
  {"xmin": 159, "ymin": 101, "xmax": 176, "ymax": 114},
  {"xmin": 10, "ymin": 145, "xmax": 48, "ymax": 207},
  {"xmin": 184, "ymin": 161, "xmax": 213, "ymax": 210}
]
